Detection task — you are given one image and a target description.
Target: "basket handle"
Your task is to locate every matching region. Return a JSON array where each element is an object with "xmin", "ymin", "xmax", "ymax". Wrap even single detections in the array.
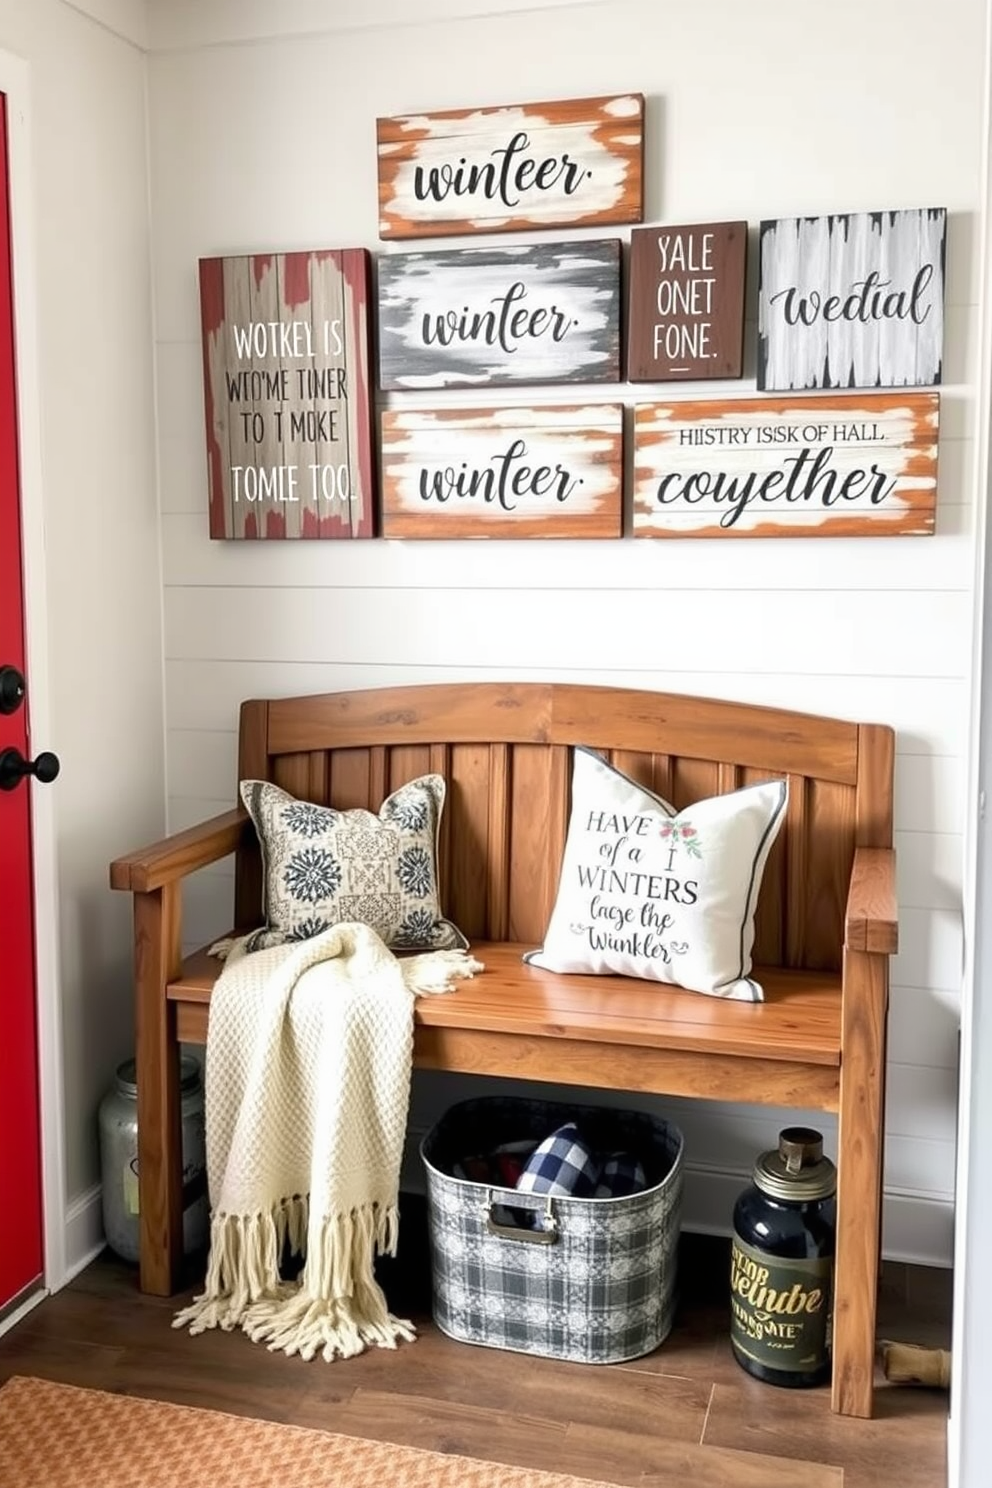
[{"xmin": 483, "ymin": 1191, "xmax": 559, "ymax": 1244}]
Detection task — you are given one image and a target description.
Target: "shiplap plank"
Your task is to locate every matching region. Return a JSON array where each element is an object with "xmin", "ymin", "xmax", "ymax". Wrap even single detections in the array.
[
  {"xmin": 164, "ymin": 587, "xmax": 970, "ymax": 676},
  {"xmin": 885, "ymin": 1063, "xmax": 960, "ymax": 1143},
  {"xmin": 162, "ymin": 493, "xmax": 975, "ymax": 590},
  {"xmin": 895, "ymin": 829, "xmax": 964, "ymax": 910},
  {"xmin": 887, "ymin": 982, "xmax": 961, "ymax": 1071}
]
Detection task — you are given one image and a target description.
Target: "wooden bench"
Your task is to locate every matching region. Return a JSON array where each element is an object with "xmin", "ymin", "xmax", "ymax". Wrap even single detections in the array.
[{"xmin": 109, "ymin": 681, "xmax": 897, "ymax": 1419}]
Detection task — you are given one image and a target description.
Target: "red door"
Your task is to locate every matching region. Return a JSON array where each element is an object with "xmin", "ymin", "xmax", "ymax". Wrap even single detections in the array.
[{"xmin": 0, "ymin": 90, "xmax": 44, "ymax": 1311}]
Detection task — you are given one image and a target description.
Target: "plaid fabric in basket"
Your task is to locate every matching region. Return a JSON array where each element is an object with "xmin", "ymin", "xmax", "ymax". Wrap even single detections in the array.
[{"xmin": 516, "ymin": 1123, "xmax": 600, "ymax": 1197}]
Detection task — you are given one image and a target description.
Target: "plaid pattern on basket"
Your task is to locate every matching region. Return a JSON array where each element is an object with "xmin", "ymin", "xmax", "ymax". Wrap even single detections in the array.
[{"xmin": 421, "ymin": 1096, "xmax": 684, "ymax": 1365}]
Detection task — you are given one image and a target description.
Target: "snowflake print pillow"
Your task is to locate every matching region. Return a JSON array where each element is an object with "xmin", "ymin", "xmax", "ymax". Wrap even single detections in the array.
[
  {"xmin": 525, "ymin": 748, "xmax": 787, "ymax": 1001},
  {"xmin": 239, "ymin": 774, "xmax": 468, "ymax": 953}
]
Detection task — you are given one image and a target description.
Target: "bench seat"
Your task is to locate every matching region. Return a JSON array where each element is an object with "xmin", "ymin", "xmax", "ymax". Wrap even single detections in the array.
[{"xmin": 172, "ymin": 942, "xmax": 842, "ymax": 1106}]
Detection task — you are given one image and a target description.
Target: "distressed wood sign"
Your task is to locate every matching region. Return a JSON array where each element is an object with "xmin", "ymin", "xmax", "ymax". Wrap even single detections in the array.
[
  {"xmin": 632, "ymin": 392, "xmax": 938, "ymax": 538},
  {"xmin": 627, "ymin": 220, "xmax": 747, "ymax": 381},
  {"xmin": 199, "ymin": 249, "xmax": 375, "ymax": 540},
  {"xmin": 378, "ymin": 239, "xmax": 621, "ymax": 391},
  {"xmin": 758, "ymin": 208, "xmax": 946, "ymax": 392},
  {"xmin": 376, "ymin": 94, "xmax": 643, "ymax": 240},
  {"xmin": 380, "ymin": 403, "xmax": 623, "ymax": 539}
]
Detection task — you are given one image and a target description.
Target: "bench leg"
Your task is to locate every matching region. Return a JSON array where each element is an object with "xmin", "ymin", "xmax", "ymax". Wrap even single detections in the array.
[
  {"xmin": 831, "ymin": 947, "xmax": 888, "ymax": 1417},
  {"xmin": 133, "ymin": 884, "xmax": 184, "ymax": 1296}
]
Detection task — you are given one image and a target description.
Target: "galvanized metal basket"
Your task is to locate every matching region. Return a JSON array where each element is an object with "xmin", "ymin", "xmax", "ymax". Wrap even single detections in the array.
[{"xmin": 420, "ymin": 1095, "xmax": 684, "ymax": 1365}]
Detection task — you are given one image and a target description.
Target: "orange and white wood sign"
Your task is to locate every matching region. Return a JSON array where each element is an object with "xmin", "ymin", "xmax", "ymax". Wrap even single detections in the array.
[{"xmin": 633, "ymin": 392, "xmax": 938, "ymax": 538}]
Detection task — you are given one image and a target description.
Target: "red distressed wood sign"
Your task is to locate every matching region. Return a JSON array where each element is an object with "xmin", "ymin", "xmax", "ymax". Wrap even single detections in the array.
[
  {"xmin": 376, "ymin": 94, "xmax": 643, "ymax": 240},
  {"xmin": 199, "ymin": 249, "xmax": 375, "ymax": 540},
  {"xmin": 380, "ymin": 404, "xmax": 623, "ymax": 539},
  {"xmin": 626, "ymin": 221, "xmax": 747, "ymax": 382},
  {"xmin": 633, "ymin": 392, "xmax": 938, "ymax": 538}
]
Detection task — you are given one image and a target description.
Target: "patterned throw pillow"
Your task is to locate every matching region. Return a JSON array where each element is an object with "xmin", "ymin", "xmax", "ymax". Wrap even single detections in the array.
[
  {"xmin": 525, "ymin": 747, "xmax": 787, "ymax": 1001},
  {"xmin": 240, "ymin": 775, "xmax": 467, "ymax": 952}
]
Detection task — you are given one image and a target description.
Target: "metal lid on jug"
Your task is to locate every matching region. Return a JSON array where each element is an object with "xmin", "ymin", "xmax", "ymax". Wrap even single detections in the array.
[{"xmin": 752, "ymin": 1127, "xmax": 837, "ymax": 1201}]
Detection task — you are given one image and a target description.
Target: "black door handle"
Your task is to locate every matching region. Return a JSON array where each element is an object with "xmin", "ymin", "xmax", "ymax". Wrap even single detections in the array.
[
  {"xmin": 0, "ymin": 747, "xmax": 60, "ymax": 791},
  {"xmin": 0, "ymin": 665, "xmax": 25, "ymax": 715}
]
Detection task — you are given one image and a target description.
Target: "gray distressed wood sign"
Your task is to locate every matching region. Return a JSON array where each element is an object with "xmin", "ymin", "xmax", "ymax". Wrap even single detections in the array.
[
  {"xmin": 758, "ymin": 208, "xmax": 946, "ymax": 391},
  {"xmin": 377, "ymin": 240, "xmax": 621, "ymax": 390},
  {"xmin": 376, "ymin": 94, "xmax": 643, "ymax": 239},
  {"xmin": 632, "ymin": 392, "xmax": 939, "ymax": 538},
  {"xmin": 380, "ymin": 403, "xmax": 623, "ymax": 539}
]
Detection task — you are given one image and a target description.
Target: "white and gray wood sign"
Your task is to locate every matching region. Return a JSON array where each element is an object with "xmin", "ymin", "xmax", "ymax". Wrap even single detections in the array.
[
  {"xmin": 758, "ymin": 207, "xmax": 946, "ymax": 391},
  {"xmin": 377, "ymin": 240, "xmax": 621, "ymax": 390}
]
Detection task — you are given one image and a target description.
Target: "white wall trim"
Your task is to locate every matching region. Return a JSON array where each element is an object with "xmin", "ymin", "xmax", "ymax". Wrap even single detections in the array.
[
  {"xmin": 0, "ymin": 50, "xmax": 70, "ymax": 1295},
  {"xmin": 147, "ymin": 0, "xmax": 603, "ymax": 53},
  {"xmin": 63, "ymin": 1183, "xmax": 106, "ymax": 1283},
  {"xmin": 950, "ymin": 0, "xmax": 992, "ymax": 1481}
]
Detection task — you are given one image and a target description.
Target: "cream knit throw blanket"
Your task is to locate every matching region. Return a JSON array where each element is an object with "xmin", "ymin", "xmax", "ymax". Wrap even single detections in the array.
[{"xmin": 173, "ymin": 921, "xmax": 483, "ymax": 1361}]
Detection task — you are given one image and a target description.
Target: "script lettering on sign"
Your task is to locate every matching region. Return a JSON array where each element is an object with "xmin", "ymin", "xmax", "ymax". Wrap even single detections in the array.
[
  {"xmin": 381, "ymin": 404, "xmax": 623, "ymax": 539},
  {"xmin": 627, "ymin": 221, "xmax": 747, "ymax": 381},
  {"xmin": 632, "ymin": 392, "xmax": 938, "ymax": 538},
  {"xmin": 376, "ymin": 94, "xmax": 643, "ymax": 239},
  {"xmin": 199, "ymin": 249, "xmax": 375, "ymax": 540},
  {"xmin": 378, "ymin": 240, "xmax": 621, "ymax": 390},
  {"xmin": 758, "ymin": 208, "xmax": 946, "ymax": 391}
]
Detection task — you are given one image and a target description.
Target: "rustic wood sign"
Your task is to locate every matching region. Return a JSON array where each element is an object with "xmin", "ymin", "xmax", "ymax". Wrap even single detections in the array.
[
  {"xmin": 627, "ymin": 221, "xmax": 747, "ymax": 381},
  {"xmin": 376, "ymin": 94, "xmax": 643, "ymax": 240},
  {"xmin": 632, "ymin": 392, "xmax": 938, "ymax": 538},
  {"xmin": 378, "ymin": 239, "xmax": 621, "ymax": 391},
  {"xmin": 380, "ymin": 404, "xmax": 623, "ymax": 539},
  {"xmin": 758, "ymin": 208, "xmax": 946, "ymax": 392},
  {"xmin": 199, "ymin": 249, "xmax": 375, "ymax": 540}
]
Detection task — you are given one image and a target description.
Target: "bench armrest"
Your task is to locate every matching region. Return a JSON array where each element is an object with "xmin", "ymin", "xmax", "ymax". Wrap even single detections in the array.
[
  {"xmin": 844, "ymin": 846, "xmax": 898, "ymax": 955},
  {"xmin": 109, "ymin": 808, "xmax": 253, "ymax": 894}
]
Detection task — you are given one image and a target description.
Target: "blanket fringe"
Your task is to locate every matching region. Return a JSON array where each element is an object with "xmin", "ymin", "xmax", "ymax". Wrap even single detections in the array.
[
  {"xmin": 174, "ymin": 1199, "xmax": 412, "ymax": 1361},
  {"xmin": 402, "ymin": 949, "xmax": 485, "ymax": 995}
]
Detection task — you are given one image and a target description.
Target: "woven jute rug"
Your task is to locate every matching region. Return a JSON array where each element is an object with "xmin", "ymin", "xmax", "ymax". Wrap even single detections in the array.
[{"xmin": 0, "ymin": 1375, "xmax": 626, "ymax": 1488}]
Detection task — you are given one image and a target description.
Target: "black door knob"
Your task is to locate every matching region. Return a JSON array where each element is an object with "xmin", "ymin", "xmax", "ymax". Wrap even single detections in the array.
[
  {"xmin": 0, "ymin": 747, "xmax": 60, "ymax": 792},
  {"xmin": 0, "ymin": 665, "xmax": 25, "ymax": 715}
]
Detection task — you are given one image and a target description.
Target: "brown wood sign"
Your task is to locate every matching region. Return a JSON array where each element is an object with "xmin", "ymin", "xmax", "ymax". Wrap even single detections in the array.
[
  {"xmin": 378, "ymin": 239, "xmax": 621, "ymax": 390},
  {"xmin": 758, "ymin": 207, "xmax": 946, "ymax": 391},
  {"xmin": 380, "ymin": 403, "xmax": 623, "ymax": 539},
  {"xmin": 376, "ymin": 94, "xmax": 643, "ymax": 240},
  {"xmin": 199, "ymin": 249, "xmax": 375, "ymax": 540},
  {"xmin": 632, "ymin": 392, "xmax": 938, "ymax": 538},
  {"xmin": 627, "ymin": 221, "xmax": 747, "ymax": 381}
]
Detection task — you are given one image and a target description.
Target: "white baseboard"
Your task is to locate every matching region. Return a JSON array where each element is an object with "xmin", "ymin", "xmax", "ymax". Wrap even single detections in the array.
[
  {"xmin": 404, "ymin": 1133, "xmax": 954, "ymax": 1268},
  {"xmin": 62, "ymin": 1183, "xmax": 106, "ymax": 1286}
]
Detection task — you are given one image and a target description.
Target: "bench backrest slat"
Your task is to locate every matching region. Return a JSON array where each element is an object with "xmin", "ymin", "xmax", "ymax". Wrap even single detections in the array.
[{"xmin": 233, "ymin": 683, "xmax": 892, "ymax": 972}]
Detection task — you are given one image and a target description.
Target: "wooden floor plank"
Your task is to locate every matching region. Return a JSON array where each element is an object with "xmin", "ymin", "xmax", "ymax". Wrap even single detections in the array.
[{"xmin": 702, "ymin": 1377, "xmax": 947, "ymax": 1488}]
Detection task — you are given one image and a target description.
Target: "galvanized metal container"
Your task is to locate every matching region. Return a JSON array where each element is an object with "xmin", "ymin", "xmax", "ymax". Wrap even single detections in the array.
[
  {"xmin": 421, "ymin": 1095, "xmax": 684, "ymax": 1365},
  {"xmin": 98, "ymin": 1056, "xmax": 208, "ymax": 1264}
]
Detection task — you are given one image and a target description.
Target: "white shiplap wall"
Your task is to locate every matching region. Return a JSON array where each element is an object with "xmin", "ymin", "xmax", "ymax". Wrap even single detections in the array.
[{"xmin": 147, "ymin": 0, "xmax": 985, "ymax": 1264}]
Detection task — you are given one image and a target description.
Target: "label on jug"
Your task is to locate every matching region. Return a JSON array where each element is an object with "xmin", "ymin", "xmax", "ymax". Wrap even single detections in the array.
[
  {"xmin": 730, "ymin": 1234, "xmax": 832, "ymax": 1373},
  {"xmin": 123, "ymin": 1157, "xmax": 139, "ymax": 1216}
]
